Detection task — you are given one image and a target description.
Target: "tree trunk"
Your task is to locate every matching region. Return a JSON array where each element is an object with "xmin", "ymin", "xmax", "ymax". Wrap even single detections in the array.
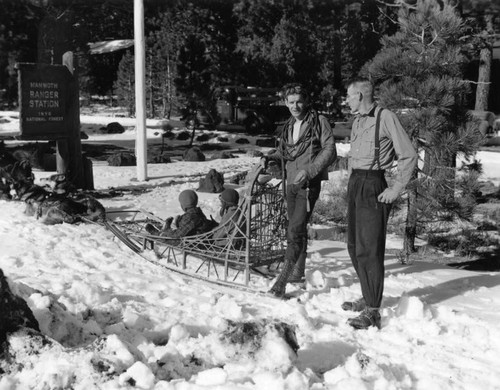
[
  {"xmin": 149, "ymin": 57, "xmax": 155, "ymax": 119},
  {"xmin": 474, "ymin": 14, "xmax": 493, "ymax": 111},
  {"xmin": 474, "ymin": 46, "xmax": 492, "ymax": 111},
  {"xmin": 332, "ymin": 29, "xmax": 342, "ymax": 91},
  {"xmin": 162, "ymin": 93, "xmax": 167, "ymax": 119},
  {"xmin": 403, "ymin": 185, "xmax": 418, "ymax": 262},
  {"xmin": 189, "ymin": 129, "xmax": 196, "ymax": 147},
  {"xmin": 128, "ymin": 77, "xmax": 134, "ymax": 117},
  {"xmin": 403, "ymin": 138, "xmax": 419, "ymax": 263},
  {"xmin": 166, "ymin": 54, "xmax": 172, "ymax": 119}
]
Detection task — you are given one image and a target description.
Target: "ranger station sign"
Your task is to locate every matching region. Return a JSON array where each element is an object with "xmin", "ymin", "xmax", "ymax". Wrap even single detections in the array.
[{"xmin": 17, "ymin": 63, "xmax": 73, "ymax": 140}]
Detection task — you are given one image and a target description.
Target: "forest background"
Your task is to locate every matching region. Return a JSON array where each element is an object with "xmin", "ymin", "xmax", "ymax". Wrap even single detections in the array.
[{"xmin": 0, "ymin": 0, "xmax": 499, "ymax": 120}]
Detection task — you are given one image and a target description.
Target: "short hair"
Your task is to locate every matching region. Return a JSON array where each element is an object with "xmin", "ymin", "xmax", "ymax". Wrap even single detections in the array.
[
  {"xmin": 281, "ymin": 83, "xmax": 310, "ymax": 101},
  {"xmin": 347, "ymin": 78, "xmax": 374, "ymax": 99}
]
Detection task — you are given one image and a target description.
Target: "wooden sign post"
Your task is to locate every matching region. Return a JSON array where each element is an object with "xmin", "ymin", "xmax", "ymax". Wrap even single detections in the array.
[
  {"xmin": 62, "ymin": 52, "xmax": 85, "ymax": 189},
  {"xmin": 17, "ymin": 52, "xmax": 88, "ymax": 189}
]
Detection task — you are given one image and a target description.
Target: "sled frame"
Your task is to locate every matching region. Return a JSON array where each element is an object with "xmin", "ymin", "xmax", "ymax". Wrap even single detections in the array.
[{"xmin": 105, "ymin": 166, "xmax": 287, "ymax": 288}]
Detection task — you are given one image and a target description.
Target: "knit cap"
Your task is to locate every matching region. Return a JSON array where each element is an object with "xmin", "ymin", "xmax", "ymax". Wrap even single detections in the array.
[
  {"xmin": 219, "ymin": 188, "xmax": 239, "ymax": 206},
  {"xmin": 179, "ymin": 189, "xmax": 198, "ymax": 210}
]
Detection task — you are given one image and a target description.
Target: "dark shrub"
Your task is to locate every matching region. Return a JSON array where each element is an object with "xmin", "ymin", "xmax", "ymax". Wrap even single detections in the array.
[
  {"xmin": 107, "ymin": 152, "xmax": 136, "ymax": 166},
  {"xmin": 198, "ymin": 169, "xmax": 224, "ymax": 193},
  {"xmin": 255, "ymin": 138, "xmax": 276, "ymax": 148},
  {"xmin": 177, "ymin": 131, "xmax": 191, "ymax": 141},
  {"xmin": 183, "ymin": 147, "xmax": 205, "ymax": 162},
  {"xmin": 106, "ymin": 122, "xmax": 125, "ymax": 134}
]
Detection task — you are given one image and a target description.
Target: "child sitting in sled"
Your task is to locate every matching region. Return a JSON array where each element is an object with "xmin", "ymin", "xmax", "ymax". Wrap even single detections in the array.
[
  {"xmin": 213, "ymin": 188, "xmax": 245, "ymax": 248},
  {"xmin": 145, "ymin": 189, "xmax": 216, "ymax": 240}
]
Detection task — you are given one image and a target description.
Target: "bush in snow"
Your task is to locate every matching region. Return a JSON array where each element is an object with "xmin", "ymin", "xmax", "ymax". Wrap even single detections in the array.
[
  {"xmin": 107, "ymin": 152, "xmax": 136, "ymax": 167},
  {"xmin": 183, "ymin": 147, "xmax": 205, "ymax": 162},
  {"xmin": 221, "ymin": 319, "xmax": 299, "ymax": 354},
  {"xmin": 0, "ymin": 269, "xmax": 39, "ymax": 353}
]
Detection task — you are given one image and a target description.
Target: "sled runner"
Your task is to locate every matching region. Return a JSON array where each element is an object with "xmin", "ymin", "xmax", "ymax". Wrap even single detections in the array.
[{"xmin": 105, "ymin": 166, "xmax": 287, "ymax": 288}]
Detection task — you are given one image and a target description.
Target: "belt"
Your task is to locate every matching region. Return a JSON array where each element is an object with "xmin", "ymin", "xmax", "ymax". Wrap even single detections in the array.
[{"xmin": 351, "ymin": 169, "xmax": 385, "ymax": 177}]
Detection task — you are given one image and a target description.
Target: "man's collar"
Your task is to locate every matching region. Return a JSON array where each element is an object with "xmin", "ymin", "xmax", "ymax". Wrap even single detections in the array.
[{"xmin": 358, "ymin": 104, "xmax": 377, "ymax": 118}]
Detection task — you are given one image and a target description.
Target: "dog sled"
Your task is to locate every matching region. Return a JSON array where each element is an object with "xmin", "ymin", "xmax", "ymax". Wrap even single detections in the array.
[{"xmin": 104, "ymin": 166, "xmax": 287, "ymax": 289}]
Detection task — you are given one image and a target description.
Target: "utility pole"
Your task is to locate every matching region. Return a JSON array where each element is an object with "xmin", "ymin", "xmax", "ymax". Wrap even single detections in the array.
[{"xmin": 134, "ymin": 0, "xmax": 147, "ymax": 181}]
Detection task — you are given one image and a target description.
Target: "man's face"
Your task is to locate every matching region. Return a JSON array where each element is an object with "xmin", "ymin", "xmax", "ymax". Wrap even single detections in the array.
[
  {"xmin": 346, "ymin": 86, "xmax": 361, "ymax": 113},
  {"xmin": 285, "ymin": 93, "xmax": 307, "ymax": 120}
]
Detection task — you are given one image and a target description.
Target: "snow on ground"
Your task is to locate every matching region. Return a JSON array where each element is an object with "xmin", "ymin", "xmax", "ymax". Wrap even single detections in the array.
[{"xmin": 1, "ymin": 111, "xmax": 500, "ymax": 389}]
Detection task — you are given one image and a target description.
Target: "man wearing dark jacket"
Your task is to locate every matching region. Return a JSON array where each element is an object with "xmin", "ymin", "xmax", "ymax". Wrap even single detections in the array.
[{"xmin": 264, "ymin": 83, "xmax": 337, "ymax": 297}]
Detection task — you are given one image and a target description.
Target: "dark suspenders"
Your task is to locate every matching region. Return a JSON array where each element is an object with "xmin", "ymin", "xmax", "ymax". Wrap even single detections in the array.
[{"xmin": 369, "ymin": 107, "xmax": 383, "ymax": 171}]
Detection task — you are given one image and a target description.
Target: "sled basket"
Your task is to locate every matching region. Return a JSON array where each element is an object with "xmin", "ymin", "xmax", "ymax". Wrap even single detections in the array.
[{"xmin": 105, "ymin": 166, "xmax": 287, "ymax": 288}]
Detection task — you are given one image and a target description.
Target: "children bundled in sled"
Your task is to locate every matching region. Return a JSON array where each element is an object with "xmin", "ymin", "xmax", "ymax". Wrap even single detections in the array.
[{"xmin": 145, "ymin": 188, "xmax": 244, "ymax": 247}]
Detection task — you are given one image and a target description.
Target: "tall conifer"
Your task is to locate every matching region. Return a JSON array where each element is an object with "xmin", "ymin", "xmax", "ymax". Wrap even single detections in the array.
[
  {"xmin": 362, "ymin": 0, "xmax": 484, "ymax": 261},
  {"xmin": 113, "ymin": 50, "xmax": 135, "ymax": 116}
]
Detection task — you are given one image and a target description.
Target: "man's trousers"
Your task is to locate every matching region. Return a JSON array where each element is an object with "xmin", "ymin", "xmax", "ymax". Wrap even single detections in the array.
[
  {"xmin": 272, "ymin": 180, "xmax": 321, "ymax": 291},
  {"xmin": 347, "ymin": 169, "xmax": 392, "ymax": 308}
]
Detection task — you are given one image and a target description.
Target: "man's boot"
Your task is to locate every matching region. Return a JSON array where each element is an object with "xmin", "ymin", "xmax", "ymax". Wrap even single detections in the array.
[
  {"xmin": 347, "ymin": 307, "xmax": 381, "ymax": 330},
  {"xmin": 288, "ymin": 254, "xmax": 306, "ymax": 283},
  {"xmin": 288, "ymin": 240, "xmax": 307, "ymax": 283},
  {"xmin": 268, "ymin": 257, "xmax": 295, "ymax": 298}
]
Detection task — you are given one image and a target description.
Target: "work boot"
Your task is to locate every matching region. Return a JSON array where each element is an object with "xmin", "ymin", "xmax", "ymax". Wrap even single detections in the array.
[
  {"xmin": 341, "ymin": 297, "xmax": 366, "ymax": 312},
  {"xmin": 266, "ymin": 288, "xmax": 287, "ymax": 299},
  {"xmin": 347, "ymin": 307, "xmax": 381, "ymax": 330},
  {"xmin": 288, "ymin": 270, "xmax": 306, "ymax": 289},
  {"xmin": 269, "ymin": 257, "xmax": 295, "ymax": 298},
  {"xmin": 268, "ymin": 277, "xmax": 287, "ymax": 298},
  {"xmin": 289, "ymin": 250, "xmax": 306, "ymax": 283},
  {"xmin": 288, "ymin": 276, "xmax": 306, "ymax": 286}
]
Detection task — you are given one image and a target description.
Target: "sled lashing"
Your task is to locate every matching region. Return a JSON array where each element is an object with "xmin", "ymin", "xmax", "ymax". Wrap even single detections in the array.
[{"xmin": 105, "ymin": 167, "xmax": 287, "ymax": 288}]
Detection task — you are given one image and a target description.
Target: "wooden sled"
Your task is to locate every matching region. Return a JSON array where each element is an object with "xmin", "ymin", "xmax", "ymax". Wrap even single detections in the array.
[{"xmin": 105, "ymin": 166, "xmax": 287, "ymax": 289}]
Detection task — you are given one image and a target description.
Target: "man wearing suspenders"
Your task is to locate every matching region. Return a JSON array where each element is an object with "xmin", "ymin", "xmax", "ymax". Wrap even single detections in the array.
[{"xmin": 344, "ymin": 79, "xmax": 417, "ymax": 329}]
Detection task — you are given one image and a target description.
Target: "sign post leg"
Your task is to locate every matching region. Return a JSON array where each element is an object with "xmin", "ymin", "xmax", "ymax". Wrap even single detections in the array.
[{"xmin": 63, "ymin": 51, "xmax": 85, "ymax": 189}]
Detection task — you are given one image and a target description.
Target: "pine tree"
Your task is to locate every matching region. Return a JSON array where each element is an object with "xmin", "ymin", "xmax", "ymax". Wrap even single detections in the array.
[
  {"xmin": 362, "ymin": 0, "xmax": 484, "ymax": 261},
  {"xmin": 147, "ymin": 10, "xmax": 180, "ymax": 119},
  {"xmin": 148, "ymin": 1, "xmax": 235, "ymax": 119},
  {"xmin": 76, "ymin": 50, "xmax": 92, "ymax": 103},
  {"xmin": 113, "ymin": 50, "xmax": 135, "ymax": 117}
]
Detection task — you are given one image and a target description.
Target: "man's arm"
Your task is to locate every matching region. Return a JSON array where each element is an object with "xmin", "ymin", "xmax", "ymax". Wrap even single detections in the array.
[
  {"xmin": 260, "ymin": 118, "xmax": 295, "ymax": 169},
  {"xmin": 262, "ymin": 137, "xmax": 284, "ymax": 168},
  {"xmin": 304, "ymin": 115, "xmax": 337, "ymax": 180},
  {"xmin": 378, "ymin": 111, "xmax": 417, "ymax": 203}
]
